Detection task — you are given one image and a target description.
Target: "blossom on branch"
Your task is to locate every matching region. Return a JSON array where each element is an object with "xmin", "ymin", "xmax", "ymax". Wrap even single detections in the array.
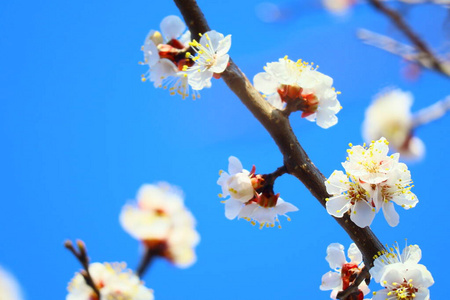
[
  {"xmin": 140, "ymin": 15, "xmax": 200, "ymax": 100},
  {"xmin": 217, "ymin": 156, "xmax": 298, "ymax": 228},
  {"xmin": 184, "ymin": 30, "xmax": 231, "ymax": 90},
  {"xmin": 326, "ymin": 138, "xmax": 418, "ymax": 227},
  {"xmin": 66, "ymin": 262, "xmax": 154, "ymax": 300},
  {"xmin": 320, "ymin": 243, "xmax": 369, "ymax": 299},
  {"xmin": 363, "ymin": 89, "xmax": 425, "ymax": 160},
  {"xmin": 370, "ymin": 243, "xmax": 434, "ymax": 300},
  {"xmin": 253, "ymin": 56, "xmax": 341, "ymax": 128},
  {"xmin": 120, "ymin": 183, "xmax": 200, "ymax": 268}
]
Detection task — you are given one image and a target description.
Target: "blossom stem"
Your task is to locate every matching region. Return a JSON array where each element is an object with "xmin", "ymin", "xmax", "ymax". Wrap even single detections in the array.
[
  {"xmin": 173, "ymin": 0, "xmax": 385, "ymax": 284},
  {"xmin": 367, "ymin": 0, "xmax": 449, "ymax": 77},
  {"xmin": 64, "ymin": 239, "xmax": 101, "ymax": 299},
  {"xmin": 264, "ymin": 165, "xmax": 288, "ymax": 186},
  {"xmin": 336, "ymin": 266, "xmax": 370, "ymax": 300},
  {"xmin": 135, "ymin": 246, "xmax": 160, "ymax": 278}
]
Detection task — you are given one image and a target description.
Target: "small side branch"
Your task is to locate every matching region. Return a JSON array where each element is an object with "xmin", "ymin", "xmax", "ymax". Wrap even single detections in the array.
[
  {"xmin": 65, "ymin": 240, "xmax": 101, "ymax": 299},
  {"xmin": 336, "ymin": 266, "xmax": 371, "ymax": 300},
  {"xmin": 367, "ymin": 0, "xmax": 449, "ymax": 77},
  {"xmin": 412, "ymin": 95, "xmax": 450, "ymax": 128}
]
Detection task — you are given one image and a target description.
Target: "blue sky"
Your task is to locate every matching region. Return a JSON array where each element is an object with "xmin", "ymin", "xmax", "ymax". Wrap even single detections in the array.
[{"xmin": 0, "ymin": 0, "xmax": 449, "ymax": 299}]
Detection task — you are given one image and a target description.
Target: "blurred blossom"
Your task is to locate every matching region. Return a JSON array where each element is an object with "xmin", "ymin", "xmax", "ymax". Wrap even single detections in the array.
[
  {"xmin": 322, "ymin": 0, "xmax": 356, "ymax": 15},
  {"xmin": 0, "ymin": 267, "xmax": 23, "ymax": 300},
  {"xmin": 66, "ymin": 262, "xmax": 154, "ymax": 300},
  {"xmin": 320, "ymin": 243, "xmax": 369, "ymax": 299},
  {"xmin": 363, "ymin": 89, "xmax": 425, "ymax": 161},
  {"xmin": 120, "ymin": 183, "xmax": 200, "ymax": 268}
]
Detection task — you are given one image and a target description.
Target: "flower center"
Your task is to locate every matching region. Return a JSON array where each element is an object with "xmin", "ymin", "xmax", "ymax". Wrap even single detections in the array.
[{"xmin": 389, "ymin": 279, "xmax": 419, "ymax": 300}]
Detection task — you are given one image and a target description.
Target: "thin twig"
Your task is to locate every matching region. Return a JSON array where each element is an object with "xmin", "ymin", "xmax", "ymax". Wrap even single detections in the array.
[
  {"xmin": 65, "ymin": 240, "xmax": 101, "ymax": 299},
  {"xmin": 367, "ymin": 0, "xmax": 449, "ymax": 77},
  {"xmin": 412, "ymin": 95, "xmax": 450, "ymax": 128},
  {"xmin": 174, "ymin": 0, "xmax": 385, "ymax": 284},
  {"xmin": 136, "ymin": 247, "xmax": 157, "ymax": 278}
]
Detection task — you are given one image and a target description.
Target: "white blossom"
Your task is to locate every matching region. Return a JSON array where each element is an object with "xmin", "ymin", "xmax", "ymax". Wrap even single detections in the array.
[
  {"xmin": 120, "ymin": 183, "xmax": 200, "ymax": 268},
  {"xmin": 140, "ymin": 16, "xmax": 200, "ymax": 100},
  {"xmin": 0, "ymin": 267, "xmax": 23, "ymax": 300},
  {"xmin": 185, "ymin": 30, "xmax": 231, "ymax": 90},
  {"xmin": 217, "ymin": 156, "xmax": 298, "ymax": 228},
  {"xmin": 320, "ymin": 243, "xmax": 369, "ymax": 299},
  {"xmin": 370, "ymin": 244, "xmax": 434, "ymax": 300},
  {"xmin": 253, "ymin": 56, "xmax": 341, "ymax": 128},
  {"xmin": 342, "ymin": 138, "xmax": 399, "ymax": 185},
  {"xmin": 322, "ymin": 0, "xmax": 356, "ymax": 14},
  {"xmin": 67, "ymin": 262, "xmax": 154, "ymax": 300},
  {"xmin": 363, "ymin": 89, "xmax": 425, "ymax": 160},
  {"xmin": 325, "ymin": 170, "xmax": 376, "ymax": 228}
]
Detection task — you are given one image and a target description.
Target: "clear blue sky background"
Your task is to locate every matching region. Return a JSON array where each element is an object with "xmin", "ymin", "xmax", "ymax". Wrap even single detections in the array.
[{"xmin": 0, "ymin": 0, "xmax": 449, "ymax": 299}]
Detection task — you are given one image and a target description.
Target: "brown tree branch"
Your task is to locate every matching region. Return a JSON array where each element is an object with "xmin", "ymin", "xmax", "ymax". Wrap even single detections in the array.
[
  {"xmin": 367, "ymin": 0, "xmax": 450, "ymax": 77},
  {"xmin": 65, "ymin": 240, "xmax": 101, "ymax": 299},
  {"xmin": 336, "ymin": 266, "xmax": 371, "ymax": 300},
  {"xmin": 174, "ymin": 0, "xmax": 384, "ymax": 291}
]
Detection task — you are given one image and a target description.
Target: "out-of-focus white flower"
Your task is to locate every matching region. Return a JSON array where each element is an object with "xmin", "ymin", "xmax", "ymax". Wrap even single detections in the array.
[
  {"xmin": 370, "ymin": 243, "xmax": 434, "ymax": 300},
  {"xmin": 363, "ymin": 89, "xmax": 425, "ymax": 160},
  {"xmin": 322, "ymin": 0, "xmax": 356, "ymax": 14},
  {"xmin": 67, "ymin": 262, "xmax": 154, "ymax": 300},
  {"xmin": 325, "ymin": 170, "xmax": 376, "ymax": 228},
  {"xmin": 120, "ymin": 183, "xmax": 200, "ymax": 268},
  {"xmin": 253, "ymin": 56, "xmax": 341, "ymax": 128},
  {"xmin": 185, "ymin": 30, "xmax": 231, "ymax": 90},
  {"xmin": 140, "ymin": 16, "xmax": 201, "ymax": 100},
  {"xmin": 342, "ymin": 138, "xmax": 399, "ymax": 185},
  {"xmin": 0, "ymin": 267, "xmax": 23, "ymax": 300},
  {"xmin": 217, "ymin": 156, "xmax": 298, "ymax": 228},
  {"xmin": 320, "ymin": 243, "xmax": 369, "ymax": 299}
]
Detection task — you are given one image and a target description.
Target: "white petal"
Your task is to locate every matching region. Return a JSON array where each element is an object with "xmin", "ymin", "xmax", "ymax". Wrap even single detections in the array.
[
  {"xmin": 320, "ymin": 271, "xmax": 341, "ymax": 291},
  {"xmin": 315, "ymin": 109, "xmax": 338, "ymax": 129},
  {"xmin": 326, "ymin": 195, "xmax": 350, "ymax": 218},
  {"xmin": 326, "ymin": 243, "xmax": 346, "ymax": 270},
  {"xmin": 413, "ymin": 288, "xmax": 430, "ymax": 300},
  {"xmin": 224, "ymin": 199, "xmax": 243, "ymax": 220},
  {"xmin": 274, "ymin": 199, "xmax": 299, "ymax": 214},
  {"xmin": 150, "ymin": 59, "xmax": 177, "ymax": 87},
  {"xmin": 210, "ymin": 54, "xmax": 229, "ymax": 73},
  {"xmin": 350, "ymin": 200, "xmax": 376, "ymax": 228},
  {"xmin": 347, "ymin": 243, "xmax": 363, "ymax": 264},
  {"xmin": 266, "ymin": 93, "xmax": 285, "ymax": 110},
  {"xmin": 188, "ymin": 70, "xmax": 213, "ymax": 90},
  {"xmin": 216, "ymin": 34, "xmax": 232, "ymax": 56},
  {"xmin": 253, "ymin": 72, "xmax": 279, "ymax": 95},
  {"xmin": 228, "ymin": 156, "xmax": 243, "ymax": 175},
  {"xmin": 160, "ymin": 15, "xmax": 186, "ymax": 40},
  {"xmin": 382, "ymin": 201, "xmax": 399, "ymax": 227},
  {"xmin": 238, "ymin": 203, "xmax": 258, "ymax": 219},
  {"xmin": 372, "ymin": 288, "xmax": 388, "ymax": 300},
  {"xmin": 401, "ymin": 244, "xmax": 422, "ymax": 265},
  {"xmin": 325, "ymin": 170, "xmax": 348, "ymax": 195}
]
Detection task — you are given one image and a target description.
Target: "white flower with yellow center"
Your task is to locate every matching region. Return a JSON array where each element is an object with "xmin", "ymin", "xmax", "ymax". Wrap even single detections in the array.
[
  {"xmin": 325, "ymin": 170, "xmax": 376, "ymax": 228},
  {"xmin": 185, "ymin": 30, "xmax": 231, "ymax": 90},
  {"xmin": 0, "ymin": 267, "xmax": 23, "ymax": 300},
  {"xmin": 320, "ymin": 243, "xmax": 369, "ymax": 299},
  {"xmin": 67, "ymin": 262, "xmax": 154, "ymax": 300},
  {"xmin": 363, "ymin": 89, "xmax": 425, "ymax": 160},
  {"xmin": 120, "ymin": 183, "xmax": 200, "ymax": 268},
  {"xmin": 253, "ymin": 56, "xmax": 341, "ymax": 128},
  {"xmin": 371, "ymin": 244, "xmax": 434, "ymax": 300},
  {"xmin": 342, "ymin": 138, "xmax": 400, "ymax": 185}
]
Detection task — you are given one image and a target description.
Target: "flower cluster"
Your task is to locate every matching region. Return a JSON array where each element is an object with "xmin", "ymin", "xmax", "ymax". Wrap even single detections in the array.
[
  {"xmin": 217, "ymin": 156, "xmax": 298, "ymax": 228},
  {"xmin": 370, "ymin": 243, "xmax": 434, "ymax": 300},
  {"xmin": 253, "ymin": 56, "xmax": 341, "ymax": 128},
  {"xmin": 120, "ymin": 183, "xmax": 200, "ymax": 268},
  {"xmin": 140, "ymin": 16, "xmax": 230, "ymax": 100},
  {"xmin": 0, "ymin": 267, "xmax": 23, "ymax": 300},
  {"xmin": 325, "ymin": 137, "xmax": 418, "ymax": 227},
  {"xmin": 67, "ymin": 262, "xmax": 154, "ymax": 300},
  {"xmin": 363, "ymin": 88, "xmax": 425, "ymax": 160},
  {"xmin": 320, "ymin": 243, "xmax": 369, "ymax": 299}
]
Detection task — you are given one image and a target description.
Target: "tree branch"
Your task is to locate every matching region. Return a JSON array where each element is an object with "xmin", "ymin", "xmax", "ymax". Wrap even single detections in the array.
[
  {"xmin": 173, "ymin": 0, "xmax": 384, "ymax": 280},
  {"xmin": 367, "ymin": 0, "xmax": 450, "ymax": 77}
]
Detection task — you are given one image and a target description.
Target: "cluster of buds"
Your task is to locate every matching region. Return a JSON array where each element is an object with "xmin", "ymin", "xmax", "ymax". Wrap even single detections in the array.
[{"xmin": 217, "ymin": 156, "xmax": 297, "ymax": 228}]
